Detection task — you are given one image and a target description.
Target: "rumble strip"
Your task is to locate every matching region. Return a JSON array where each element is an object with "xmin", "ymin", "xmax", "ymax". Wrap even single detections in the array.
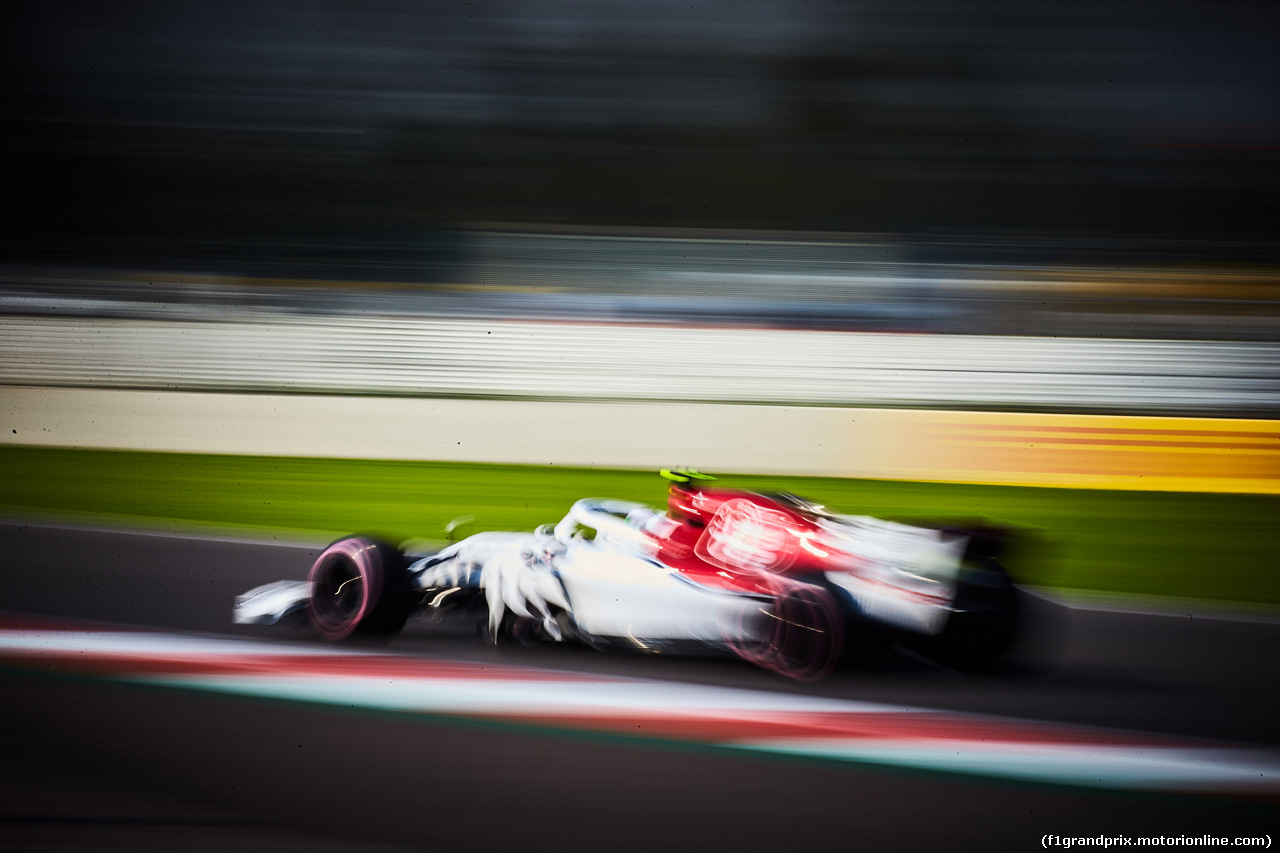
[{"xmin": 1, "ymin": 615, "xmax": 1277, "ymax": 796}]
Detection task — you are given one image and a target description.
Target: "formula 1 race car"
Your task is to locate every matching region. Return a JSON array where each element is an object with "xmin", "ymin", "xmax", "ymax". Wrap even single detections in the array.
[{"xmin": 234, "ymin": 471, "xmax": 1020, "ymax": 680}]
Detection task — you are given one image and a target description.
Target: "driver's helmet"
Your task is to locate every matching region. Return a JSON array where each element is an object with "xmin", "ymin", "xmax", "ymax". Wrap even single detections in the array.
[{"xmin": 661, "ymin": 469, "xmax": 715, "ymax": 523}]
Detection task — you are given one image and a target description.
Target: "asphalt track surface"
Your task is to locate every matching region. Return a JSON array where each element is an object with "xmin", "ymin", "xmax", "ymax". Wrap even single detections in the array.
[{"xmin": 2, "ymin": 521, "xmax": 1276, "ymax": 852}]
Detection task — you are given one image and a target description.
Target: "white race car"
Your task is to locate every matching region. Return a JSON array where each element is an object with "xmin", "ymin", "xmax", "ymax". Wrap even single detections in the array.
[{"xmin": 235, "ymin": 472, "xmax": 1020, "ymax": 680}]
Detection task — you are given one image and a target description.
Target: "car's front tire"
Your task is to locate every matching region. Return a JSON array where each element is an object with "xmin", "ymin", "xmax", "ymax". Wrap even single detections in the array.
[{"xmin": 307, "ymin": 536, "xmax": 413, "ymax": 641}]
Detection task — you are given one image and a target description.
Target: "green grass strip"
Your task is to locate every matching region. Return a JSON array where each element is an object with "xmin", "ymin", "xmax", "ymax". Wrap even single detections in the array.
[{"xmin": 3, "ymin": 445, "xmax": 1278, "ymax": 604}]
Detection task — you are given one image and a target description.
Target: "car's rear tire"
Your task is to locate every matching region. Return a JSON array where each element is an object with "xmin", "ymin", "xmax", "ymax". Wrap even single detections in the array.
[
  {"xmin": 308, "ymin": 536, "xmax": 413, "ymax": 641},
  {"xmin": 731, "ymin": 583, "xmax": 845, "ymax": 681}
]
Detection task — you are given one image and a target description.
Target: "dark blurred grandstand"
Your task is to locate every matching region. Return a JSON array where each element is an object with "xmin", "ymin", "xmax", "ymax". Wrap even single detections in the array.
[
  {"xmin": 5, "ymin": 1, "xmax": 1278, "ymax": 242},
  {"xmin": 2, "ymin": 0, "xmax": 1278, "ymax": 339}
]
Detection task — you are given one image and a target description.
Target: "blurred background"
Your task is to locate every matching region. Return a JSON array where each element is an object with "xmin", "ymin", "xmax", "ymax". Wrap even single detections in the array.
[
  {"xmin": 3, "ymin": 0, "xmax": 1279, "ymax": 242},
  {"xmin": 3, "ymin": 0, "xmax": 1280, "ymax": 413}
]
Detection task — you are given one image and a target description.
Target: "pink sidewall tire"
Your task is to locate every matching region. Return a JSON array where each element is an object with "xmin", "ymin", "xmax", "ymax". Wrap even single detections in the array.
[
  {"xmin": 307, "ymin": 536, "xmax": 413, "ymax": 641},
  {"xmin": 730, "ymin": 583, "xmax": 845, "ymax": 682}
]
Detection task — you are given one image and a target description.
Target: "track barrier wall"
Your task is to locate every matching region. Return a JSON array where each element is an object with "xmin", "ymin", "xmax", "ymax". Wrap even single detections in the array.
[{"xmin": 4, "ymin": 387, "xmax": 1277, "ymax": 494}]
